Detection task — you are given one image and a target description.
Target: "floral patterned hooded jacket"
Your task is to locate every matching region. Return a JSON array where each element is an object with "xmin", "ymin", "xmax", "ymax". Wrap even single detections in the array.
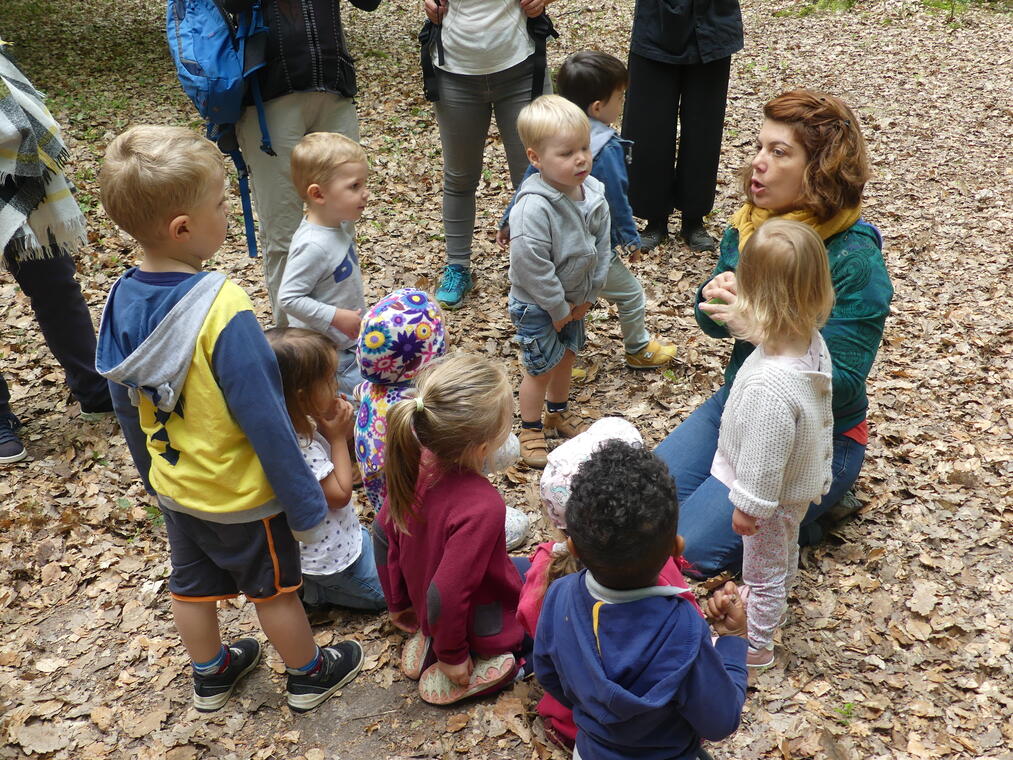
[{"xmin": 354, "ymin": 289, "xmax": 446, "ymax": 512}]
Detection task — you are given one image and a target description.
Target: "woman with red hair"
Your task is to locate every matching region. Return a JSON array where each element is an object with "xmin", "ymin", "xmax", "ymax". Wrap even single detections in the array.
[{"xmin": 655, "ymin": 90, "xmax": 894, "ymax": 578}]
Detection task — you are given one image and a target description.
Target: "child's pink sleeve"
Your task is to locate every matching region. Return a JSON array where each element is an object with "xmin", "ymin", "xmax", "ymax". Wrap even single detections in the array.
[
  {"xmin": 517, "ymin": 543, "xmax": 555, "ymax": 637},
  {"xmin": 658, "ymin": 557, "xmax": 705, "ymax": 617}
]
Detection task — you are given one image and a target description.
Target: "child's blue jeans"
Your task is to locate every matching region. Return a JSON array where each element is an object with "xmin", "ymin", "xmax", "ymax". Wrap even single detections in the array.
[{"xmin": 301, "ymin": 527, "xmax": 386, "ymax": 611}]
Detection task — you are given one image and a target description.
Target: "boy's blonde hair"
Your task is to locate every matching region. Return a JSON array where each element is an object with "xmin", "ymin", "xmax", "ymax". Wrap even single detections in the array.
[
  {"xmin": 733, "ymin": 219, "xmax": 835, "ymax": 346},
  {"xmin": 100, "ymin": 125, "xmax": 225, "ymax": 243},
  {"xmin": 290, "ymin": 132, "xmax": 368, "ymax": 201},
  {"xmin": 517, "ymin": 94, "xmax": 590, "ymax": 152},
  {"xmin": 384, "ymin": 353, "xmax": 512, "ymax": 533}
]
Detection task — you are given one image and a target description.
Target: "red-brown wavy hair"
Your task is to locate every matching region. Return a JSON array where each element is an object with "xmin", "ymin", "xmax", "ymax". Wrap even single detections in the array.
[{"xmin": 742, "ymin": 90, "xmax": 870, "ymax": 221}]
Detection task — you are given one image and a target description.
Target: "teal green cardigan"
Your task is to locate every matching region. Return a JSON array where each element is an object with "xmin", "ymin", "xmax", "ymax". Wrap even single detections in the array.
[{"xmin": 695, "ymin": 221, "xmax": 893, "ymax": 434}]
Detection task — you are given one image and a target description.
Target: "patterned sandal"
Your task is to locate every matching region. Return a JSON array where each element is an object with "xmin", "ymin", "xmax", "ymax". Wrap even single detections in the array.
[
  {"xmin": 400, "ymin": 631, "xmax": 431, "ymax": 681},
  {"xmin": 417, "ymin": 653, "xmax": 517, "ymax": 705}
]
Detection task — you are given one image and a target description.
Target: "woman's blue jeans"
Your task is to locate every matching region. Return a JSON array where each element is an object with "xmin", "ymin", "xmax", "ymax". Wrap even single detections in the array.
[{"xmin": 654, "ymin": 386, "xmax": 866, "ymax": 578}]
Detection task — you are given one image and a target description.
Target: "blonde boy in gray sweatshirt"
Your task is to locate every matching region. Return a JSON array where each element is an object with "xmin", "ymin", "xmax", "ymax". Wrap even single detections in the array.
[{"xmin": 508, "ymin": 96, "xmax": 612, "ymax": 468}]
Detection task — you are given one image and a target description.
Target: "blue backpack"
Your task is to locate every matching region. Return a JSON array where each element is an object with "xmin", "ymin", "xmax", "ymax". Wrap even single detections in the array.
[{"xmin": 166, "ymin": 0, "xmax": 275, "ymax": 257}]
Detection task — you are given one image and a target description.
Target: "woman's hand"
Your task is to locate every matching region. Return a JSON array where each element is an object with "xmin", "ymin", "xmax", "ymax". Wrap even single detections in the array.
[
  {"xmin": 438, "ymin": 656, "xmax": 474, "ymax": 687},
  {"xmin": 390, "ymin": 607, "xmax": 420, "ymax": 633},
  {"xmin": 519, "ymin": 0, "xmax": 547, "ymax": 17},
  {"xmin": 424, "ymin": 0, "xmax": 447, "ymax": 23},
  {"xmin": 731, "ymin": 508, "xmax": 759, "ymax": 536}
]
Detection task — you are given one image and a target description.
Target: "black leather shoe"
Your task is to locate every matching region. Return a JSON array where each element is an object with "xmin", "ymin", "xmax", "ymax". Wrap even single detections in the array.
[
  {"xmin": 681, "ymin": 218, "xmax": 717, "ymax": 252},
  {"xmin": 640, "ymin": 219, "xmax": 669, "ymax": 250}
]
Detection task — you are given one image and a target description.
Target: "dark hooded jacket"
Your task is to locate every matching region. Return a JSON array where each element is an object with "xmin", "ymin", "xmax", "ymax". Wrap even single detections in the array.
[
  {"xmin": 223, "ymin": 0, "xmax": 381, "ymax": 101},
  {"xmin": 534, "ymin": 570, "xmax": 748, "ymax": 760},
  {"xmin": 630, "ymin": 0, "xmax": 743, "ymax": 65}
]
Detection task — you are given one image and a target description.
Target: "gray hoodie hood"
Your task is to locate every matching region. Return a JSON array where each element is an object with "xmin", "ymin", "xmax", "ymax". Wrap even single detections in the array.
[{"xmin": 96, "ymin": 272, "xmax": 226, "ymax": 411}]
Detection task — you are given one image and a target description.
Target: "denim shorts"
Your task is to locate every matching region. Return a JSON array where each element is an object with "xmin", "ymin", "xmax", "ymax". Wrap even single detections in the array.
[{"xmin": 508, "ymin": 297, "xmax": 586, "ymax": 376}]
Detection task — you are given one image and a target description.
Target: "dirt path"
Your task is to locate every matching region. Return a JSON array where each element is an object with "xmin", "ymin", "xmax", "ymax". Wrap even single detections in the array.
[{"xmin": 2, "ymin": 0, "xmax": 1011, "ymax": 757}]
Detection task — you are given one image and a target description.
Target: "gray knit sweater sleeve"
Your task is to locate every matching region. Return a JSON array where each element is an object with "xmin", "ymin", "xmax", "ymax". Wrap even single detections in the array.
[{"xmin": 725, "ymin": 385, "xmax": 797, "ymax": 520}]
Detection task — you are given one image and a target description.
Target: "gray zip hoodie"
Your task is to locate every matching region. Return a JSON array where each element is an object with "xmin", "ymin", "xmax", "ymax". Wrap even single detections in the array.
[{"xmin": 508, "ymin": 173, "xmax": 612, "ymax": 323}]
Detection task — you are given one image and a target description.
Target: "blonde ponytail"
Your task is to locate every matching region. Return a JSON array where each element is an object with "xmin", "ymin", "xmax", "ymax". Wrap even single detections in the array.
[{"xmin": 383, "ymin": 352, "xmax": 513, "ymax": 533}]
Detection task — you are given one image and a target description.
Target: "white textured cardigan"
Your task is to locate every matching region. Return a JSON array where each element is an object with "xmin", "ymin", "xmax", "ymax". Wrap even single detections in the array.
[{"xmin": 716, "ymin": 333, "xmax": 834, "ymax": 519}]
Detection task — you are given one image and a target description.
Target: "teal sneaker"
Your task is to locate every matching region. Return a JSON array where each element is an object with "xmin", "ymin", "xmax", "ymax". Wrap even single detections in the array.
[{"xmin": 435, "ymin": 265, "xmax": 473, "ymax": 309}]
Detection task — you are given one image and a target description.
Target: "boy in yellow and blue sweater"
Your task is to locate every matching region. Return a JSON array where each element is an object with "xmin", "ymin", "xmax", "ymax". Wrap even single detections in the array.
[{"xmin": 96, "ymin": 126, "xmax": 362, "ymax": 714}]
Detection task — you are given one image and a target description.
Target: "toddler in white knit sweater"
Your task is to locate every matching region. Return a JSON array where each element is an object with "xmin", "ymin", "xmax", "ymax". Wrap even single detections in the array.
[{"xmin": 708, "ymin": 219, "xmax": 835, "ymax": 668}]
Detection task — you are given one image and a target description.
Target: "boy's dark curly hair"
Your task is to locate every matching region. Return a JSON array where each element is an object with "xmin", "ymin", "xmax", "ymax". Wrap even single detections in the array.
[{"xmin": 565, "ymin": 440, "xmax": 679, "ymax": 588}]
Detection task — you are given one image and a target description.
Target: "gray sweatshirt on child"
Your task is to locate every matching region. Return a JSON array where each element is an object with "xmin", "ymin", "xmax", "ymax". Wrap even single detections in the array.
[
  {"xmin": 279, "ymin": 219, "xmax": 365, "ymax": 350},
  {"xmin": 508, "ymin": 173, "xmax": 612, "ymax": 323}
]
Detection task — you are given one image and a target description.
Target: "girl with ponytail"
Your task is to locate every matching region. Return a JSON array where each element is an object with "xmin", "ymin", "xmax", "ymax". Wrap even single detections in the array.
[{"xmin": 371, "ymin": 353, "xmax": 526, "ymax": 706}]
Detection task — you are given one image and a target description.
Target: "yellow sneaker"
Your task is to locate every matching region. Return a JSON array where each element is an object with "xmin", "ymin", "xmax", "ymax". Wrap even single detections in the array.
[{"xmin": 625, "ymin": 339, "xmax": 677, "ymax": 370}]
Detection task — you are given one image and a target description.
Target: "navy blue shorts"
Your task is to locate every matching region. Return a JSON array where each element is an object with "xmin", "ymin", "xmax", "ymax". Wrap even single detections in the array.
[
  {"xmin": 508, "ymin": 297, "xmax": 586, "ymax": 376},
  {"xmin": 162, "ymin": 509, "xmax": 302, "ymax": 603}
]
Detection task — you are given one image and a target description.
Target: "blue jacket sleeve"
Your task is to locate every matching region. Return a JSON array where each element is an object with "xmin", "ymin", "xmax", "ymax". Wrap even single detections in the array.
[
  {"xmin": 110, "ymin": 380, "xmax": 155, "ymax": 496},
  {"xmin": 592, "ymin": 140, "xmax": 641, "ymax": 250},
  {"xmin": 211, "ymin": 310, "xmax": 327, "ymax": 536},
  {"xmin": 532, "ymin": 586, "xmax": 573, "ymax": 708},
  {"xmin": 499, "ymin": 163, "xmax": 538, "ymax": 229},
  {"xmin": 673, "ymin": 627, "xmax": 748, "ymax": 741}
]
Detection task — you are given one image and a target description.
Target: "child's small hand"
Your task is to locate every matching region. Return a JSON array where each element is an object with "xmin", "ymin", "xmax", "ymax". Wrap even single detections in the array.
[
  {"xmin": 732, "ymin": 508, "xmax": 759, "ymax": 536},
  {"xmin": 438, "ymin": 656, "xmax": 474, "ymax": 687},
  {"xmin": 390, "ymin": 607, "xmax": 419, "ymax": 633},
  {"xmin": 552, "ymin": 312, "xmax": 572, "ymax": 332},
  {"xmin": 331, "ymin": 308, "xmax": 363, "ymax": 339},
  {"xmin": 706, "ymin": 581, "xmax": 747, "ymax": 638},
  {"xmin": 496, "ymin": 223, "xmax": 510, "ymax": 250},
  {"xmin": 316, "ymin": 398, "xmax": 354, "ymax": 442},
  {"xmin": 570, "ymin": 301, "xmax": 592, "ymax": 321}
]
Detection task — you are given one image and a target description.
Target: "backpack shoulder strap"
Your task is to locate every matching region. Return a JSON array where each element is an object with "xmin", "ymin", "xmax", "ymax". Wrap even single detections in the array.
[{"xmin": 526, "ymin": 13, "xmax": 559, "ymax": 101}]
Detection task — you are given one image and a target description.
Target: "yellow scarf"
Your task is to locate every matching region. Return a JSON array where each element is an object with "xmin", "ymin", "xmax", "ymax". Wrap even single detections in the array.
[{"xmin": 730, "ymin": 204, "xmax": 862, "ymax": 252}]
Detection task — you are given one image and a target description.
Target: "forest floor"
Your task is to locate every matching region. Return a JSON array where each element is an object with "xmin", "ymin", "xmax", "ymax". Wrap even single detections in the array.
[{"xmin": 1, "ymin": 0, "xmax": 1012, "ymax": 758}]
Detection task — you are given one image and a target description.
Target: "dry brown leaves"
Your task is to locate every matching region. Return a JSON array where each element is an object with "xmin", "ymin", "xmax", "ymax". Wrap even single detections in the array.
[{"xmin": 2, "ymin": 0, "xmax": 1012, "ymax": 758}]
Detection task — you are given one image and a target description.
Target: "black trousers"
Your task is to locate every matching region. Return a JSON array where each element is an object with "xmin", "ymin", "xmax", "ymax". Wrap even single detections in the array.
[
  {"xmin": 1, "ymin": 247, "xmax": 110, "ymax": 417},
  {"xmin": 622, "ymin": 53, "xmax": 732, "ymax": 223}
]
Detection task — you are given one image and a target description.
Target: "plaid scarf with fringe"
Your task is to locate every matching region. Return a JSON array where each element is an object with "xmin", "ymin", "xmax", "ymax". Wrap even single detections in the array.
[{"xmin": 0, "ymin": 49, "xmax": 86, "ymax": 265}]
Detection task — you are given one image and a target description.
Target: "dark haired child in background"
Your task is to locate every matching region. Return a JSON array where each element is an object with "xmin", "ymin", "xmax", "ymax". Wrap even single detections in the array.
[
  {"xmin": 500, "ymin": 51, "xmax": 677, "ymax": 371},
  {"xmin": 533, "ymin": 440, "xmax": 748, "ymax": 760}
]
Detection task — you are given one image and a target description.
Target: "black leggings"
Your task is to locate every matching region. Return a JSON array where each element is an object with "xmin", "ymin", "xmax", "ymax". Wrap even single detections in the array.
[{"xmin": 1, "ymin": 248, "xmax": 109, "ymax": 416}]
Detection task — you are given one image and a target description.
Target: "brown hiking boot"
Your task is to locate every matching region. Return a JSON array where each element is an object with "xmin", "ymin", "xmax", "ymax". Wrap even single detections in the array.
[
  {"xmin": 519, "ymin": 428, "xmax": 548, "ymax": 468},
  {"xmin": 542, "ymin": 409, "xmax": 586, "ymax": 439}
]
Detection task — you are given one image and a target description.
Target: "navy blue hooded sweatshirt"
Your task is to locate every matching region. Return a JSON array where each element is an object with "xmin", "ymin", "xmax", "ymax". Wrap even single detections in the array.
[{"xmin": 534, "ymin": 570, "xmax": 748, "ymax": 760}]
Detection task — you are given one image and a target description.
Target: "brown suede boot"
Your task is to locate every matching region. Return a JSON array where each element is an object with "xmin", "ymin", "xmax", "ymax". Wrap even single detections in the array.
[
  {"xmin": 542, "ymin": 408, "xmax": 586, "ymax": 439},
  {"xmin": 519, "ymin": 428, "xmax": 548, "ymax": 468}
]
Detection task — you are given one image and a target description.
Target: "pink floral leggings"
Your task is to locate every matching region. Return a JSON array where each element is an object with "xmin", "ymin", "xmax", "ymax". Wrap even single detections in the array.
[{"xmin": 742, "ymin": 502, "xmax": 809, "ymax": 649}]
